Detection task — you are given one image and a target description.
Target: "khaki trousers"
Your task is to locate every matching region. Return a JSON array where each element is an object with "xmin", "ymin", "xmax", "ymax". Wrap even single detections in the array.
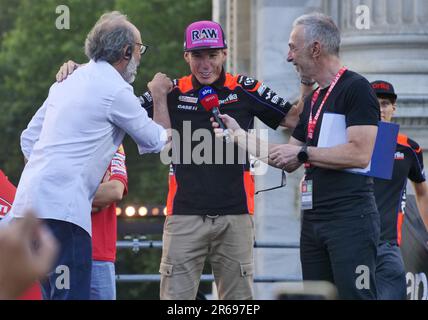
[{"xmin": 160, "ymin": 214, "xmax": 254, "ymax": 300}]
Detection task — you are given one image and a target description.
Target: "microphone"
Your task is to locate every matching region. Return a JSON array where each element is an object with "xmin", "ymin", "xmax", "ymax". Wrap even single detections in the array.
[{"xmin": 199, "ymin": 86, "xmax": 230, "ymax": 143}]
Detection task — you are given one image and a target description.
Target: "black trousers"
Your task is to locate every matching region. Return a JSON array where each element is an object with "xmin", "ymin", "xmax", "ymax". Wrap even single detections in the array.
[{"xmin": 300, "ymin": 205, "xmax": 380, "ymax": 300}]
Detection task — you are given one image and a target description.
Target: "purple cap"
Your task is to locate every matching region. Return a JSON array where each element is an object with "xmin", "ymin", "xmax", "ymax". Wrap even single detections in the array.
[{"xmin": 184, "ymin": 20, "xmax": 227, "ymax": 52}]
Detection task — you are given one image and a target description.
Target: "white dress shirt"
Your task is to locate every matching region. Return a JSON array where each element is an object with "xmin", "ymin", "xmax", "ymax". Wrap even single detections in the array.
[{"xmin": 11, "ymin": 60, "xmax": 166, "ymax": 236}]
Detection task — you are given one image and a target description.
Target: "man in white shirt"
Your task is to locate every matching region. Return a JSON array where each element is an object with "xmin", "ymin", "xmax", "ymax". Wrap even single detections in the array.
[{"xmin": 9, "ymin": 11, "xmax": 171, "ymax": 299}]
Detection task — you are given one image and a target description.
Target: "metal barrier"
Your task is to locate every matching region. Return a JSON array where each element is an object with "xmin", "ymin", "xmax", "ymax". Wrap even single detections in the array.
[{"xmin": 116, "ymin": 240, "xmax": 301, "ymax": 283}]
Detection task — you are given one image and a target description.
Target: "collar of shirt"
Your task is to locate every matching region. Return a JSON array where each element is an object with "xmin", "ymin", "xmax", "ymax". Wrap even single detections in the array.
[{"xmin": 87, "ymin": 59, "xmax": 128, "ymax": 86}]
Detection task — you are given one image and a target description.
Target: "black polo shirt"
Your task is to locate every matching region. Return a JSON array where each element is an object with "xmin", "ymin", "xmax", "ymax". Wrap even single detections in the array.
[
  {"xmin": 292, "ymin": 70, "xmax": 380, "ymax": 218},
  {"xmin": 141, "ymin": 71, "xmax": 292, "ymax": 215},
  {"xmin": 374, "ymin": 134, "xmax": 426, "ymax": 245}
]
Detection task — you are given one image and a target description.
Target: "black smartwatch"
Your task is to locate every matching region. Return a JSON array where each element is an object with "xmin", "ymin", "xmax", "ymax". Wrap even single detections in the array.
[{"xmin": 297, "ymin": 145, "xmax": 309, "ymax": 163}]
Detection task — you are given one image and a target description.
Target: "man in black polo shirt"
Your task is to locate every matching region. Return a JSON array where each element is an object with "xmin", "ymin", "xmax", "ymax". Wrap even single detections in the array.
[
  {"xmin": 213, "ymin": 13, "xmax": 380, "ymax": 299},
  {"xmin": 371, "ymin": 80, "xmax": 428, "ymax": 300}
]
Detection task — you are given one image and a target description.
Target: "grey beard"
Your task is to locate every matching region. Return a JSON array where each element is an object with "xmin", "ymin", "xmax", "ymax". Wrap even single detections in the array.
[{"xmin": 123, "ymin": 56, "xmax": 138, "ymax": 83}]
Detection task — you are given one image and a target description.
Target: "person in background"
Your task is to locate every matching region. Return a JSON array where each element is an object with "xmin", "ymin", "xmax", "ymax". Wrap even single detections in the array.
[
  {"xmin": 90, "ymin": 145, "xmax": 128, "ymax": 300},
  {"xmin": 371, "ymin": 80, "xmax": 428, "ymax": 300}
]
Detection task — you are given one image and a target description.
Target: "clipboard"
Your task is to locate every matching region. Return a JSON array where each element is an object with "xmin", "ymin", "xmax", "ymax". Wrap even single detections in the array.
[{"xmin": 317, "ymin": 113, "xmax": 398, "ymax": 180}]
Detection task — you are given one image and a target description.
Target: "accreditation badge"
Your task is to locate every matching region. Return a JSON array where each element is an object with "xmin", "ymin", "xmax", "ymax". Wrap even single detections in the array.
[{"xmin": 301, "ymin": 179, "xmax": 313, "ymax": 210}]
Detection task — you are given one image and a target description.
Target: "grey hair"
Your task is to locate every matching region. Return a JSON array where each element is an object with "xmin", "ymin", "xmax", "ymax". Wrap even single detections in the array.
[
  {"xmin": 85, "ymin": 11, "xmax": 135, "ymax": 63},
  {"xmin": 293, "ymin": 12, "xmax": 341, "ymax": 56}
]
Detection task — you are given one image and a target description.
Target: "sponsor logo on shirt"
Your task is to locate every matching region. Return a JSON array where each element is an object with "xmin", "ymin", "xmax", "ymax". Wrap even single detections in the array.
[
  {"xmin": 111, "ymin": 159, "xmax": 124, "ymax": 167},
  {"xmin": 257, "ymin": 83, "xmax": 267, "ymax": 96},
  {"xmin": 179, "ymin": 95, "xmax": 198, "ymax": 104},
  {"xmin": 244, "ymin": 78, "xmax": 255, "ymax": 86},
  {"xmin": 113, "ymin": 153, "xmax": 126, "ymax": 161},
  {"xmin": 271, "ymin": 95, "xmax": 280, "ymax": 104},
  {"xmin": 219, "ymin": 93, "xmax": 238, "ymax": 105},
  {"xmin": 143, "ymin": 92, "xmax": 153, "ymax": 103},
  {"xmin": 395, "ymin": 152, "xmax": 405, "ymax": 160},
  {"xmin": 0, "ymin": 197, "xmax": 12, "ymax": 218},
  {"xmin": 177, "ymin": 104, "xmax": 199, "ymax": 111},
  {"xmin": 111, "ymin": 168, "xmax": 127, "ymax": 176}
]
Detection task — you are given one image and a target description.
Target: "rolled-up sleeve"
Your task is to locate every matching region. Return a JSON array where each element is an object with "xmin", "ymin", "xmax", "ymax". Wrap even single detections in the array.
[
  {"xmin": 21, "ymin": 99, "xmax": 48, "ymax": 160},
  {"xmin": 108, "ymin": 87, "xmax": 167, "ymax": 154}
]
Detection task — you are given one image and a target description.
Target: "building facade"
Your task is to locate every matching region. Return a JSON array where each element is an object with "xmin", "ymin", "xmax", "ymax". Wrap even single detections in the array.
[{"xmin": 213, "ymin": 0, "xmax": 428, "ymax": 299}]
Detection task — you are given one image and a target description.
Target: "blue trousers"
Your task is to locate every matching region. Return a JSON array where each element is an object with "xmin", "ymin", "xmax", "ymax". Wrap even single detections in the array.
[
  {"xmin": 41, "ymin": 219, "xmax": 92, "ymax": 300},
  {"xmin": 90, "ymin": 260, "xmax": 116, "ymax": 300},
  {"xmin": 376, "ymin": 241, "xmax": 406, "ymax": 300}
]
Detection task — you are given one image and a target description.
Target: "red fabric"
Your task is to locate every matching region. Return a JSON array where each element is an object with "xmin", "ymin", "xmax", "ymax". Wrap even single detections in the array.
[
  {"xmin": 91, "ymin": 147, "xmax": 127, "ymax": 262},
  {"xmin": 0, "ymin": 170, "xmax": 16, "ymax": 219},
  {"xmin": 0, "ymin": 170, "xmax": 42, "ymax": 300},
  {"xmin": 18, "ymin": 284, "xmax": 42, "ymax": 300}
]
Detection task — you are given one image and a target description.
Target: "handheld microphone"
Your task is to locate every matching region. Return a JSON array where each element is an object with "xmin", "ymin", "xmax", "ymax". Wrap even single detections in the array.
[{"xmin": 199, "ymin": 86, "xmax": 230, "ymax": 143}]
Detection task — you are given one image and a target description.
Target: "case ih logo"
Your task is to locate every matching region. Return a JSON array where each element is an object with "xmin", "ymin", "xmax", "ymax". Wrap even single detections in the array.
[
  {"xmin": 0, "ymin": 197, "xmax": 12, "ymax": 218},
  {"xmin": 192, "ymin": 28, "xmax": 219, "ymax": 41}
]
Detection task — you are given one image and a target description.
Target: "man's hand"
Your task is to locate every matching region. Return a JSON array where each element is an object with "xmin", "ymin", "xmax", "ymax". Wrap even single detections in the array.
[
  {"xmin": 56, "ymin": 60, "xmax": 81, "ymax": 82},
  {"xmin": 211, "ymin": 114, "xmax": 242, "ymax": 138},
  {"xmin": 0, "ymin": 213, "xmax": 58, "ymax": 299},
  {"xmin": 147, "ymin": 73, "xmax": 173, "ymax": 97},
  {"xmin": 269, "ymin": 144, "xmax": 302, "ymax": 172}
]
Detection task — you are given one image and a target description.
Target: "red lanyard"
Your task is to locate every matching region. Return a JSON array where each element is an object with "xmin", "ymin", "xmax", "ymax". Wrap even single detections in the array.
[{"xmin": 307, "ymin": 67, "xmax": 348, "ymax": 141}]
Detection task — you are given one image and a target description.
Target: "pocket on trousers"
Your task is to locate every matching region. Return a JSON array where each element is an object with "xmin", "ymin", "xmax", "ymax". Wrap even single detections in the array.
[
  {"xmin": 159, "ymin": 262, "xmax": 173, "ymax": 277},
  {"xmin": 240, "ymin": 263, "xmax": 254, "ymax": 278}
]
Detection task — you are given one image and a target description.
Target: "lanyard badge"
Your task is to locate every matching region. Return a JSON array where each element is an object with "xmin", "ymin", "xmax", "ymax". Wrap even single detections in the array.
[{"xmin": 301, "ymin": 179, "xmax": 313, "ymax": 210}]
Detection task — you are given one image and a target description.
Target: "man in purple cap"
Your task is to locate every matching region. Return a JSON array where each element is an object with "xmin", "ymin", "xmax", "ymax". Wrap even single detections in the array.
[
  {"xmin": 371, "ymin": 80, "xmax": 428, "ymax": 299},
  {"xmin": 57, "ymin": 20, "xmax": 311, "ymax": 300},
  {"xmin": 148, "ymin": 20, "xmax": 312, "ymax": 300}
]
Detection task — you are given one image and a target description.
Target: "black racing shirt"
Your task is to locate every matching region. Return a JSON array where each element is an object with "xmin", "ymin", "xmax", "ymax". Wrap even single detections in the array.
[
  {"xmin": 141, "ymin": 71, "xmax": 292, "ymax": 215},
  {"xmin": 292, "ymin": 70, "xmax": 380, "ymax": 218},
  {"xmin": 374, "ymin": 134, "xmax": 426, "ymax": 245}
]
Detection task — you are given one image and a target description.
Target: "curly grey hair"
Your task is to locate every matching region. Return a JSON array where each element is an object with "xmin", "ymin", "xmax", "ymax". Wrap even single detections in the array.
[
  {"xmin": 293, "ymin": 12, "xmax": 341, "ymax": 56},
  {"xmin": 85, "ymin": 11, "xmax": 135, "ymax": 63}
]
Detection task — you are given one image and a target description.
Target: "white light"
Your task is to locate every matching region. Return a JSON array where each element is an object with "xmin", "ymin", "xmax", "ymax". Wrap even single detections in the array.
[
  {"xmin": 116, "ymin": 207, "xmax": 122, "ymax": 216},
  {"xmin": 152, "ymin": 207, "xmax": 160, "ymax": 216},
  {"xmin": 163, "ymin": 207, "xmax": 168, "ymax": 216},
  {"xmin": 138, "ymin": 206, "xmax": 148, "ymax": 216},
  {"xmin": 125, "ymin": 206, "xmax": 136, "ymax": 217}
]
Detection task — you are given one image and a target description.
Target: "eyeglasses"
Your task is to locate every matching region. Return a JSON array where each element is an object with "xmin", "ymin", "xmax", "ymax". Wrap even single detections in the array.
[
  {"xmin": 252, "ymin": 157, "xmax": 287, "ymax": 195},
  {"xmin": 135, "ymin": 42, "xmax": 149, "ymax": 55}
]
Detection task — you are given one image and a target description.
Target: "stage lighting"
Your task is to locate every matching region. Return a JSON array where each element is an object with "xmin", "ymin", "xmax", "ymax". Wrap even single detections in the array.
[
  {"xmin": 125, "ymin": 206, "xmax": 136, "ymax": 217},
  {"xmin": 138, "ymin": 206, "xmax": 148, "ymax": 217}
]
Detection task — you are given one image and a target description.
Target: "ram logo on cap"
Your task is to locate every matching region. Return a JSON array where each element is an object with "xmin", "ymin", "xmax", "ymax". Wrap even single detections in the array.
[{"xmin": 184, "ymin": 20, "xmax": 227, "ymax": 51}]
